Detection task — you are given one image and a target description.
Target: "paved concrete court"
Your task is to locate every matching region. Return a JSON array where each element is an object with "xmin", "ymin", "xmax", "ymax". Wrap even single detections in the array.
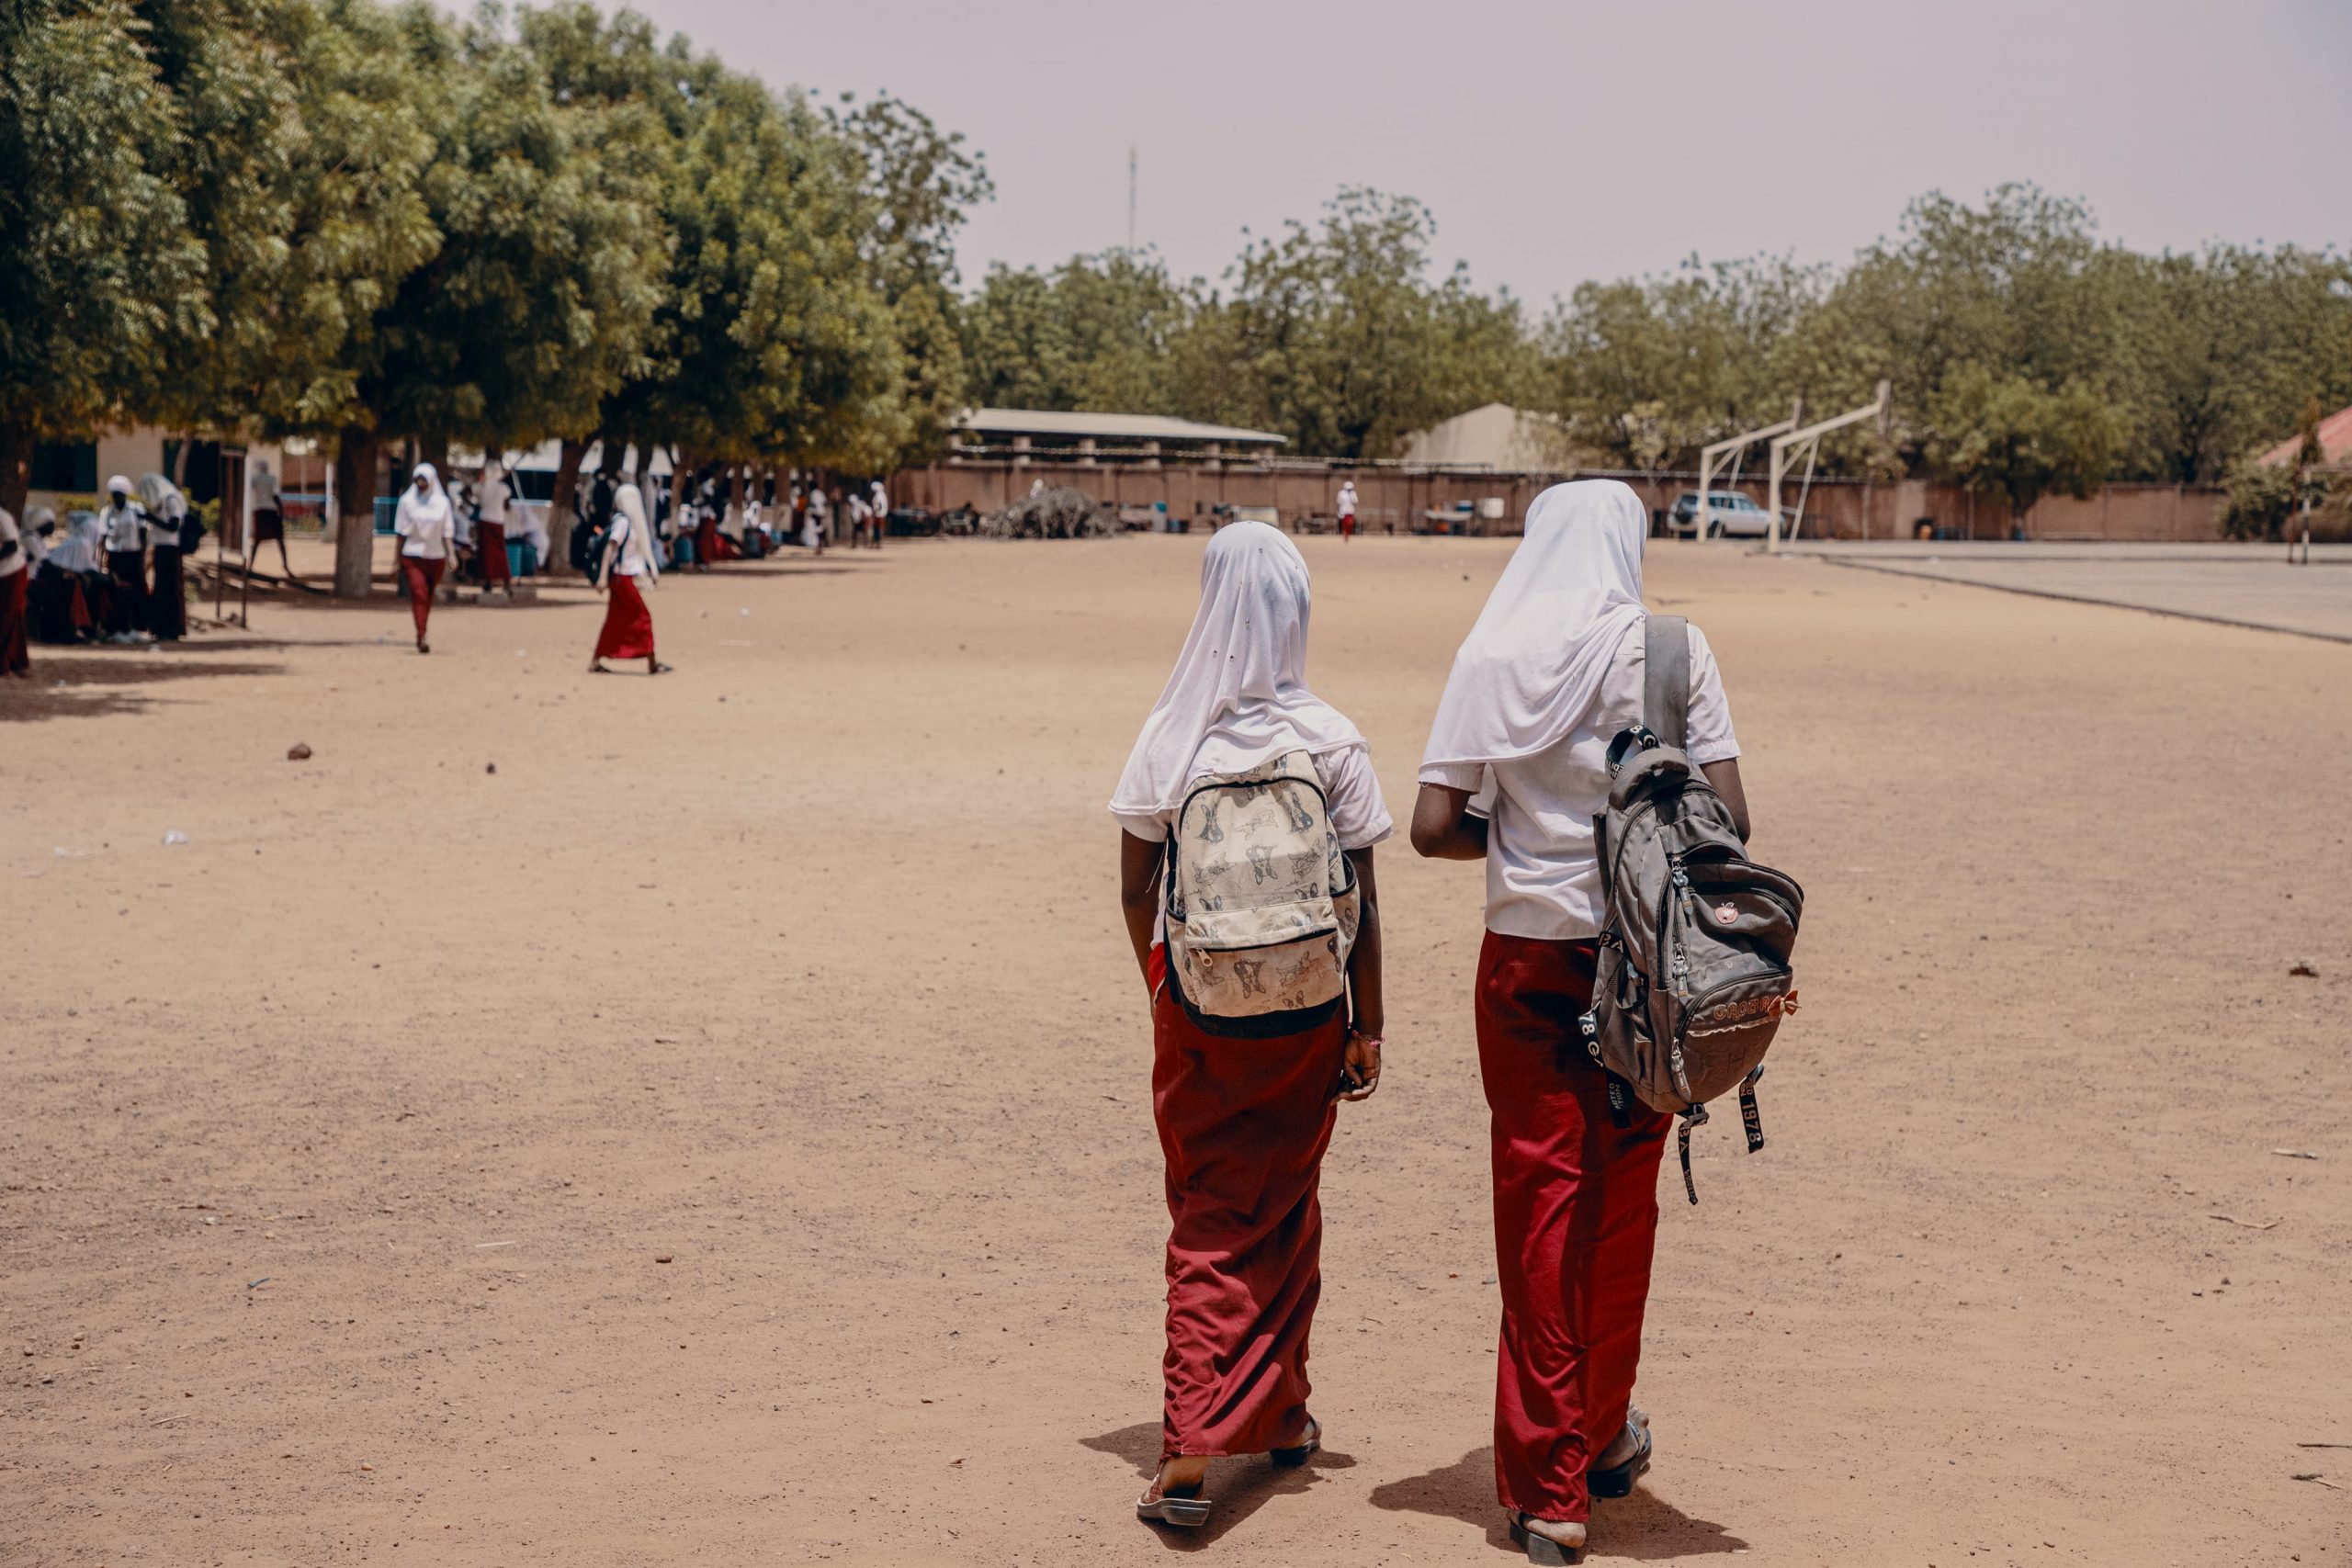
[{"xmin": 1793, "ymin": 540, "xmax": 2352, "ymax": 642}]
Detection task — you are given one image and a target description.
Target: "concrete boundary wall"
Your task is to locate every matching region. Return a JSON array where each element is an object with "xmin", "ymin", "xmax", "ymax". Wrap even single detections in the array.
[{"xmin": 889, "ymin": 459, "xmax": 2224, "ymax": 544}]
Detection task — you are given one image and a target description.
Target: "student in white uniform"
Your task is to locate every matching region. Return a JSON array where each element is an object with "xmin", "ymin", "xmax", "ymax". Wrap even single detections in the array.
[
  {"xmin": 96, "ymin": 476, "xmax": 150, "ymax": 640},
  {"xmin": 391, "ymin": 463, "xmax": 456, "ymax": 653},
  {"xmin": 590, "ymin": 481, "xmax": 669, "ymax": 675},
  {"xmin": 1336, "ymin": 479, "xmax": 1359, "ymax": 541},
  {"xmin": 1408, "ymin": 479, "xmax": 1748, "ymax": 1564},
  {"xmin": 804, "ymin": 484, "xmax": 828, "ymax": 556},
  {"xmin": 246, "ymin": 457, "xmax": 294, "ymax": 578},
  {"xmin": 867, "ymin": 479, "xmax": 888, "ymax": 549},
  {"xmin": 1113, "ymin": 520, "xmax": 1388, "ymax": 1531}
]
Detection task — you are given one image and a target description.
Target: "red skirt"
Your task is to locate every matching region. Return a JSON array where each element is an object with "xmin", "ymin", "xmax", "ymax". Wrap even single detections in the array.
[
  {"xmin": 0, "ymin": 570, "xmax": 28, "ymax": 674},
  {"xmin": 594, "ymin": 571, "xmax": 655, "ymax": 660},
  {"xmin": 1148, "ymin": 944, "xmax": 1344, "ymax": 1461},
  {"xmin": 1476, "ymin": 932, "xmax": 1670, "ymax": 1523},
  {"xmin": 478, "ymin": 520, "xmax": 510, "ymax": 585},
  {"xmin": 251, "ymin": 507, "xmax": 285, "ymax": 543}
]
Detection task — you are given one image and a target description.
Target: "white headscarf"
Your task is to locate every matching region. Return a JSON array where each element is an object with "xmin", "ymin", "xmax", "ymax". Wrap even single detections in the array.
[
  {"xmin": 1110, "ymin": 520, "xmax": 1366, "ymax": 817},
  {"xmin": 1419, "ymin": 479, "xmax": 1649, "ymax": 775},
  {"xmin": 614, "ymin": 482, "xmax": 659, "ymax": 581}
]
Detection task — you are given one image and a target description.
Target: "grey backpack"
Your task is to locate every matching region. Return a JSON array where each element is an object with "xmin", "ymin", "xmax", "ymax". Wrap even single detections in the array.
[{"xmin": 1585, "ymin": 615, "xmax": 1804, "ymax": 1203}]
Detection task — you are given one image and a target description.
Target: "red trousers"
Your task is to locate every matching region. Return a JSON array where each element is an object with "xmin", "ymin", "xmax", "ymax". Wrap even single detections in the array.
[
  {"xmin": 478, "ymin": 521, "xmax": 510, "ymax": 586},
  {"xmin": 1149, "ymin": 944, "xmax": 1344, "ymax": 1461},
  {"xmin": 594, "ymin": 571, "xmax": 655, "ymax": 660},
  {"xmin": 1476, "ymin": 931, "xmax": 1669, "ymax": 1523},
  {"xmin": 401, "ymin": 555, "xmax": 444, "ymax": 641}
]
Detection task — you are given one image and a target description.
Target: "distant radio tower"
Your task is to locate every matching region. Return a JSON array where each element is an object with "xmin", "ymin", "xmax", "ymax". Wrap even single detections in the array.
[{"xmin": 1127, "ymin": 142, "xmax": 1137, "ymax": 251}]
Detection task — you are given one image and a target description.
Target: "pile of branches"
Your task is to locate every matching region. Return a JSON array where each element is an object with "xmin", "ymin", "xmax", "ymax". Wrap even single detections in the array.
[{"xmin": 982, "ymin": 486, "xmax": 1116, "ymax": 539}]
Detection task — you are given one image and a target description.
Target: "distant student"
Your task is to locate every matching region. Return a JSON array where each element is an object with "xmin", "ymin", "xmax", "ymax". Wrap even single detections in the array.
[
  {"xmin": 1336, "ymin": 479, "xmax": 1358, "ymax": 542},
  {"xmin": 1112, "ymin": 521, "xmax": 1387, "ymax": 1532},
  {"xmin": 31, "ymin": 510, "xmax": 103, "ymax": 643},
  {"xmin": 246, "ymin": 457, "xmax": 295, "ymax": 579},
  {"xmin": 476, "ymin": 458, "xmax": 514, "ymax": 597},
  {"xmin": 805, "ymin": 485, "xmax": 828, "ymax": 556},
  {"xmin": 392, "ymin": 464, "xmax": 456, "ymax": 654},
  {"xmin": 96, "ymin": 476, "xmax": 148, "ymax": 640},
  {"xmin": 0, "ymin": 505, "xmax": 28, "ymax": 677},
  {"xmin": 1410, "ymin": 480, "xmax": 1747, "ymax": 1565},
  {"xmin": 590, "ymin": 482, "xmax": 670, "ymax": 676},
  {"xmin": 846, "ymin": 489, "xmax": 870, "ymax": 549},
  {"xmin": 144, "ymin": 480, "xmax": 189, "ymax": 642},
  {"xmin": 867, "ymin": 478, "xmax": 888, "ymax": 549}
]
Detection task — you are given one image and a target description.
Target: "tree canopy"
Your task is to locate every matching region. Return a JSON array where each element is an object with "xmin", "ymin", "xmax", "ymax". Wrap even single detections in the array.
[
  {"xmin": 0, "ymin": 0, "xmax": 990, "ymax": 589},
  {"xmin": 961, "ymin": 182, "xmax": 2352, "ymax": 514}
]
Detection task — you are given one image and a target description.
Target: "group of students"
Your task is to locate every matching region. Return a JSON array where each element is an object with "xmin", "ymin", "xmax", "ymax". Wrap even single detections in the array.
[
  {"xmin": 0, "ymin": 475, "xmax": 204, "ymax": 666},
  {"xmin": 1113, "ymin": 479, "xmax": 1747, "ymax": 1563}
]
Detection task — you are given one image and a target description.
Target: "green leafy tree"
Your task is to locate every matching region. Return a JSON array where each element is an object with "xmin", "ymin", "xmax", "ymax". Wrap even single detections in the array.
[
  {"xmin": 1923, "ymin": 366, "xmax": 2128, "ymax": 522},
  {"xmin": 1192, "ymin": 188, "xmax": 1529, "ymax": 457},
  {"xmin": 963, "ymin": 249, "xmax": 1199, "ymax": 413},
  {"xmin": 0, "ymin": 0, "xmax": 209, "ymax": 519}
]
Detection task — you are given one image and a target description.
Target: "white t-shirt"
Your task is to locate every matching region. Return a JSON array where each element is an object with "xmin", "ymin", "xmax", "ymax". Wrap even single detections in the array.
[
  {"xmin": 1421, "ymin": 619, "xmax": 1738, "ymax": 941},
  {"xmin": 249, "ymin": 468, "xmax": 279, "ymax": 513},
  {"xmin": 100, "ymin": 502, "xmax": 144, "ymax": 553},
  {"xmin": 1116, "ymin": 744, "xmax": 1395, "ymax": 942},
  {"xmin": 393, "ymin": 490, "xmax": 456, "ymax": 559},
  {"xmin": 477, "ymin": 474, "xmax": 509, "ymax": 525},
  {"xmin": 1337, "ymin": 484, "xmax": 1357, "ymax": 518},
  {"xmin": 607, "ymin": 513, "xmax": 650, "ymax": 577}
]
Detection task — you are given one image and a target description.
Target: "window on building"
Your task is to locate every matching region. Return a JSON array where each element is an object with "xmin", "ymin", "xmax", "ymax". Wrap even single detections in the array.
[{"xmin": 30, "ymin": 442, "xmax": 97, "ymax": 492}]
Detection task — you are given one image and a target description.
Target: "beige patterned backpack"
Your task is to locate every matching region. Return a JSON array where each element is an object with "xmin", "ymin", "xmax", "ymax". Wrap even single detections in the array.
[{"xmin": 1163, "ymin": 750, "xmax": 1361, "ymax": 1037}]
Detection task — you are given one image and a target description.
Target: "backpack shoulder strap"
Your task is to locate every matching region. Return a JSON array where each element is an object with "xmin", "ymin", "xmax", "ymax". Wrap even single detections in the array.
[{"xmin": 1644, "ymin": 614, "xmax": 1690, "ymax": 750}]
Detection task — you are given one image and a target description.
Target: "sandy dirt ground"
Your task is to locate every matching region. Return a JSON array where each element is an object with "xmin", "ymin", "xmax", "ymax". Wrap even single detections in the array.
[{"xmin": 4, "ymin": 534, "xmax": 2349, "ymax": 1567}]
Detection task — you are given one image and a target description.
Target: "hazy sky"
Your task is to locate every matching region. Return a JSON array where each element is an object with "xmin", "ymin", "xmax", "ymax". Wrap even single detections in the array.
[{"xmin": 630, "ymin": 0, "xmax": 2351, "ymax": 305}]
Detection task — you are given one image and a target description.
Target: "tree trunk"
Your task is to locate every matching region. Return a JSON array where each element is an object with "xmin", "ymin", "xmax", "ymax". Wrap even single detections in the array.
[
  {"xmin": 333, "ymin": 423, "xmax": 379, "ymax": 598},
  {"xmin": 421, "ymin": 432, "xmax": 450, "ymax": 476},
  {"xmin": 0, "ymin": 418, "xmax": 33, "ymax": 523},
  {"xmin": 547, "ymin": 437, "xmax": 588, "ymax": 576}
]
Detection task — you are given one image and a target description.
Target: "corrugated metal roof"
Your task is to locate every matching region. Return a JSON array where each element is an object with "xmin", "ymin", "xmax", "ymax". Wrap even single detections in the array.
[
  {"xmin": 2259, "ymin": 402, "xmax": 2352, "ymax": 468},
  {"xmin": 955, "ymin": 408, "xmax": 1286, "ymax": 446}
]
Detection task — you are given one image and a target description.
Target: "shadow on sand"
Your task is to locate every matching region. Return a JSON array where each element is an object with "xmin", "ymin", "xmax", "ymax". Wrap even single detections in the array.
[
  {"xmin": 0, "ymin": 654, "xmax": 288, "ymax": 724},
  {"xmin": 1369, "ymin": 1445, "xmax": 1748, "ymax": 1561},
  {"xmin": 1080, "ymin": 1420, "xmax": 1358, "ymax": 1551}
]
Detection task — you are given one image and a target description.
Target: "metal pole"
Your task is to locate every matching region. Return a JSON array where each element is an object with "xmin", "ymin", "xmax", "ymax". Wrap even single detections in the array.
[{"xmin": 1768, "ymin": 441, "xmax": 1784, "ymax": 554}]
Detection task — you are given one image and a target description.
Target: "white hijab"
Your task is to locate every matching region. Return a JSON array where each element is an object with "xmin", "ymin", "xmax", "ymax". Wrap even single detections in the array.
[
  {"xmin": 397, "ymin": 463, "xmax": 450, "ymax": 524},
  {"xmin": 1110, "ymin": 521, "xmax": 1366, "ymax": 817},
  {"xmin": 1420, "ymin": 479, "xmax": 1649, "ymax": 774},
  {"xmin": 615, "ymin": 482, "xmax": 659, "ymax": 581}
]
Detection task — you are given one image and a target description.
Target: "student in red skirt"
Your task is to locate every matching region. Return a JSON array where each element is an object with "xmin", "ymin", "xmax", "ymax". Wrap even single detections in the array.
[
  {"xmin": 392, "ymin": 464, "xmax": 456, "ymax": 653},
  {"xmin": 1410, "ymin": 480, "xmax": 1748, "ymax": 1564},
  {"xmin": 0, "ymin": 506, "xmax": 29, "ymax": 678},
  {"xmin": 1111, "ymin": 520, "xmax": 1387, "ymax": 1532},
  {"xmin": 590, "ymin": 482, "xmax": 671, "ymax": 675},
  {"xmin": 475, "ymin": 457, "xmax": 514, "ymax": 598}
]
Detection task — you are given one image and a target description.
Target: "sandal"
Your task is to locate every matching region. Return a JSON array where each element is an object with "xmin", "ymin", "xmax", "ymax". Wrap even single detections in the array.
[
  {"xmin": 1271, "ymin": 1416, "xmax": 1321, "ymax": 1468},
  {"xmin": 1508, "ymin": 1511, "xmax": 1586, "ymax": 1564},
  {"xmin": 1136, "ymin": 1471, "xmax": 1212, "ymax": 1529},
  {"xmin": 1589, "ymin": 1407, "xmax": 1652, "ymax": 1499}
]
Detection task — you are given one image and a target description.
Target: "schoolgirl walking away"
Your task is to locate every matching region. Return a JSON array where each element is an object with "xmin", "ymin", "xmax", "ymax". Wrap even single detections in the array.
[
  {"xmin": 1410, "ymin": 480, "xmax": 1749, "ymax": 1563},
  {"xmin": 590, "ymin": 482, "xmax": 671, "ymax": 675},
  {"xmin": 1111, "ymin": 521, "xmax": 1387, "ymax": 1533}
]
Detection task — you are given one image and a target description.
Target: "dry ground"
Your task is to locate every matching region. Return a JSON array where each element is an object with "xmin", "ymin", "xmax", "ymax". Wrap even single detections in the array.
[{"xmin": 4, "ymin": 534, "xmax": 2348, "ymax": 1567}]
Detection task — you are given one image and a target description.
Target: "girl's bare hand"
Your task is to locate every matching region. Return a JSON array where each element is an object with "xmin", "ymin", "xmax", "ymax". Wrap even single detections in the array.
[{"xmin": 1337, "ymin": 1031, "xmax": 1383, "ymax": 1101}]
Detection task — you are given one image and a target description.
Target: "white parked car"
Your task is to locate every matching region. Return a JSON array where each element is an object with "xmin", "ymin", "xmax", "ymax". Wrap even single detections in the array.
[{"xmin": 1668, "ymin": 490, "xmax": 1783, "ymax": 539}]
